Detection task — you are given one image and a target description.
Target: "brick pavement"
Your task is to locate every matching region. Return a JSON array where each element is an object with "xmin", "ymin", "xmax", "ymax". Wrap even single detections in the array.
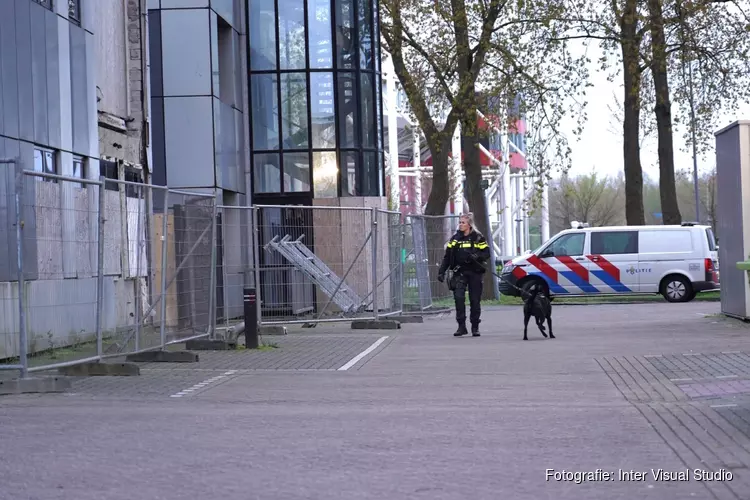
[
  {"xmin": 3, "ymin": 301, "xmax": 750, "ymax": 500},
  {"xmin": 596, "ymin": 350, "xmax": 750, "ymax": 499},
  {"xmin": 62, "ymin": 333, "xmax": 390, "ymax": 399}
]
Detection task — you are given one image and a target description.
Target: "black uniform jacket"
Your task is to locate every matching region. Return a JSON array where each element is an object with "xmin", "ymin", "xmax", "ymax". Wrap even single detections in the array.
[{"xmin": 438, "ymin": 229, "xmax": 491, "ymax": 275}]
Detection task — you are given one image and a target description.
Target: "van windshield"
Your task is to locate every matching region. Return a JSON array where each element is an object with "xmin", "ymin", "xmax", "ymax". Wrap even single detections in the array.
[{"xmin": 705, "ymin": 228, "xmax": 717, "ymax": 251}]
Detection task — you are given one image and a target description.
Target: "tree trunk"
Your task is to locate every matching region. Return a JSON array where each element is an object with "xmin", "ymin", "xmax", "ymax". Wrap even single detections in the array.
[
  {"xmin": 620, "ymin": 0, "xmax": 646, "ymax": 225},
  {"xmin": 461, "ymin": 110, "xmax": 496, "ymax": 299},
  {"xmin": 423, "ymin": 148, "xmax": 453, "ymax": 299},
  {"xmin": 648, "ymin": 0, "xmax": 681, "ymax": 225}
]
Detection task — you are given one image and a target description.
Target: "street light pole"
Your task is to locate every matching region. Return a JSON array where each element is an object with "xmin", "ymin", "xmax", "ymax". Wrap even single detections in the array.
[{"xmin": 687, "ymin": 57, "xmax": 700, "ymax": 222}]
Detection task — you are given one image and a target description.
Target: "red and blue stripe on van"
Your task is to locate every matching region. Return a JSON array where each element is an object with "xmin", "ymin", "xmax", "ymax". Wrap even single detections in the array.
[{"xmin": 511, "ymin": 254, "xmax": 632, "ymax": 294}]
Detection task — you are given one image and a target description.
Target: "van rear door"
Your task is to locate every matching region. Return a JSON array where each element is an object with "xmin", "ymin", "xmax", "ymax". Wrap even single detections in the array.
[
  {"xmin": 638, "ymin": 229, "xmax": 694, "ymax": 292},
  {"xmin": 705, "ymin": 227, "xmax": 720, "ymax": 284}
]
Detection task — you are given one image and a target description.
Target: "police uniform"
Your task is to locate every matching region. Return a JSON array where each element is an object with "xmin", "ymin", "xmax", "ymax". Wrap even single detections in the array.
[{"xmin": 438, "ymin": 228, "xmax": 491, "ymax": 336}]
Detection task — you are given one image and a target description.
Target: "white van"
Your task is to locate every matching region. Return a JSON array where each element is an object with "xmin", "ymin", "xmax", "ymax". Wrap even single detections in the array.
[{"xmin": 498, "ymin": 222, "xmax": 720, "ymax": 303}]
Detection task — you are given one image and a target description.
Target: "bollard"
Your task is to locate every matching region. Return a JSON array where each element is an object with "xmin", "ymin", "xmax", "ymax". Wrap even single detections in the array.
[{"xmin": 243, "ymin": 287, "xmax": 259, "ymax": 349}]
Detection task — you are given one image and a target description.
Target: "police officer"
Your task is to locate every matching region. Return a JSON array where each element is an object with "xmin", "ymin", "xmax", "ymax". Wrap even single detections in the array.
[{"xmin": 437, "ymin": 213, "xmax": 491, "ymax": 337}]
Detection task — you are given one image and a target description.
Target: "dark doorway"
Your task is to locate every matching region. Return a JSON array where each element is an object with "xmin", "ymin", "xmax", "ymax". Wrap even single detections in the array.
[{"xmin": 253, "ymin": 194, "xmax": 317, "ymax": 318}]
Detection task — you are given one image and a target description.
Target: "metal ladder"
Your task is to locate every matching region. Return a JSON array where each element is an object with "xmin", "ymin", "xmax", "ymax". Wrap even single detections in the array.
[{"xmin": 264, "ymin": 234, "xmax": 365, "ymax": 315}]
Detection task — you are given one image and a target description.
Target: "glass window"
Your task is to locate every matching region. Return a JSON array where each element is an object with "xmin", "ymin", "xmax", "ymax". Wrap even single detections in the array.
[
  {"xmin": 33, "ymin": 148, "xmax": 57, "ymax": 183},
  {"xmin": 68, "ymin": 0, "xmax": 81, "ymax": 24},
  {"xmin": 73, "ymin": 155, "xmax": 86, "ymax": 188},
  {"xmin": 31, "ymin": 0, "xmax": 52, "ymax": 10},
  {"xmin": 375, "ymin": 73, "xmax": 383, "ymax": 149},
  {"xmin": 372, "ymin": 0, "xmax": 380, "ymax": 73},
  {"xmin": 334, "ymin": 0, "xmax": 355, "ymax": 69},
  {"xmin": 705, "ymin": 228, "xmax": 717, "ymax": 251},
  {"xmin": 280, "ymin": 73, "xmax": 309, "ymax": 149},
  {"xmin": 251, "ymin": 74, "xmax": 279, "ymax": 150},
  {"xmin": 307, "ymin": 0, "xmax": 333, "ymax": 69},
  {"xmin": 277, "ymin": 0, "xmax": 306, "ymax": 70},
  {"xmin": 543, "ymin": 233, "xmax": 585, "ymax": 257},
  {"xmin": 340, "ymin": 151, "xmax": 358, "ymax": 196},
  {"xmin": 283, "ymin": 152, "xmax": 311, "ymax": 192},
  {"xmin": 337, "ymin": 72, "xmax": 357, "ymax": 147},
  {"xmin": 361, "ymin": 152, "xmax": 379, "ymax": 196},
  {"xmin": 358, "ymin": 0, "xmax": 373, "ymax": 69},
  {"xmin": 249, "ymin": 0, "xmax": 277, "ymax": 70},
  {"xmin": 591, "ymin": 231, "xmax": 638, "ymax": 255},
  {"xmin": 639, "ymin": 230, "xmax": 693, "ymax": 253},
  {"xmin": 253, "ymin": 153, "xmax": 281, "ymax": 193},
  {"xmin": 312, "ymin": 151, "xmax": 338, "ymax": 198},
  {"xmin": 309, "ymin": 72, "xmax": 336, "ymax": 148},
  {"xmin": 360, "ymin": 73, "xmax": 375, "ymax": 148}
]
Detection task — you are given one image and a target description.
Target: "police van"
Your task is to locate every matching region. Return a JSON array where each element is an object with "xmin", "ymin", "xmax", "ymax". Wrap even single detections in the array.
[{"xmin": 498, "ymin": 222, "xmax": 720, "ymax": 303}]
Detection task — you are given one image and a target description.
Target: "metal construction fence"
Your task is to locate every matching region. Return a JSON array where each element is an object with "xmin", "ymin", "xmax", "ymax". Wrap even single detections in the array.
[
  {"xmin": 0, "ymin": 164, "xmax": 217, "ymax": 378},
  {"xmin": 1, "ymin": 164, "xmax": 464, "ymax": 377}
]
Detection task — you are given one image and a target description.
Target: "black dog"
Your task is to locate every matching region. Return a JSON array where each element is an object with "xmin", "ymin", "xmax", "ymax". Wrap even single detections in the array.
[{"xmin": 522, "ymin": 283, "xmax": 554, "ymax": 341}]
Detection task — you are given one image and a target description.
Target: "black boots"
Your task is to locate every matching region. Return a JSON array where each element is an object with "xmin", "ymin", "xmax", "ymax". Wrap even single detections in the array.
[
  {"xmin": 453, "ymin": 324, "xmax": 468, "ymax": 336},
  {"xmin": 454, "ymin": 323, "xmax": 481, "ymax": 337}
]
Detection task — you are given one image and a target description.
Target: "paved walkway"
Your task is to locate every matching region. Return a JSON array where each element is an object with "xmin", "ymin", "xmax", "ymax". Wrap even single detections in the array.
[{"xmin": 2, "ymin": 301, "xmax": 750, "ymax": 500}]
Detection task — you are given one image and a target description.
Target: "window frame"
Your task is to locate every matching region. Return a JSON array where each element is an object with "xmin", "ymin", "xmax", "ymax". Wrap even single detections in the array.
[
  {"xmin": 31, "ymin": 0, "xmax": 53, "ymax": 11},
  {"xmin": 33, "ymin": 147, "xmax": 59, "ymax": 183},
  {"xmin": 68, "ymin": 0, "xmax": 81, "ymax": 25},
  {"xmin": 72, "ymin": 155, "xmax": 86, "ymax": 188}
]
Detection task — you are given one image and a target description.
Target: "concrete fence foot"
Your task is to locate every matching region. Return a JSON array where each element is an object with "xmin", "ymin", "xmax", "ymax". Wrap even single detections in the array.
[
  {"xmin": 260, "ymin": 326, "xmax": 287, "ymax": 336},
  {"xmin": 0, "ymin": 376, "xmax": 72, "ymax": 396},
  {"xmin": 351, "ymin": 319, "xmax": 401, "ymax": 330},
  {"xmin": 58, "ymin": 362, "xmax": 140, "ymax": 377},
  {"xmin": 125, "ymin": 350, "xmax": 199, "ymax": 363},
  {"xmin": 386, "ymin": 315, "xmax": 423, "ymax": 323},
  {"xmin": 185, "ymin": 339, "xmax": 236, "ymax": 351}
]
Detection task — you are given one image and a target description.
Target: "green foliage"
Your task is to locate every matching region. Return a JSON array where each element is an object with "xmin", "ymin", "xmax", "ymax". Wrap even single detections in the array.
[{"xmin": 380, "ymin": 0, "xmax": 592, "ymax": 216}]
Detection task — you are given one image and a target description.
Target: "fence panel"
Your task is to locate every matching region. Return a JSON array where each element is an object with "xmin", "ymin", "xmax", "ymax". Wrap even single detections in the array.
[
  {"xmin": 375, "ymin": 209, "xmax": 405, "ymax": 317},
  {"xmin": 150, "ymin": 188, "xmax": 217, "ymax": 345},
  {"xmin": 0, "ymin": 170, "xmax": 105, "ymax": 373},
  {"xmin": 215, "ymin": 205, "xmax": 256, "ymax": 330},
  {"xmin": 253, "ymin": 204, "xmax": 379, "ymax": 325},
  {"xmin": 403, "ymin": 214, "xmax": 461, "ymax": 312}
]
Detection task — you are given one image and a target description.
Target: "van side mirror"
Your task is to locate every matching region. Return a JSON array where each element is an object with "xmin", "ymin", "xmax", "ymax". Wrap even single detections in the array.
[{"xmin": 540, "ymin": 249, "xmax": 554, "ymax": 258}]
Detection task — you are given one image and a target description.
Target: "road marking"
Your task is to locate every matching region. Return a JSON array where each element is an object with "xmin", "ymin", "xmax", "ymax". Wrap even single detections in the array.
[
  {"xmin": 170, "ymin": 370, "xmax": 238, "ymax": 398},
  {"xmin": 338, "ymin": 336, "xmax": 389, "ymax": 371},
  {"xmin": 722, "ymin": 351, "xmax": 741, "ymax": 354},
  {"xmin": 710, "ymin": 404, "xmax": 738, "ymax": 408},
  {"xmin": 671, "ymin": 378, "xmax": 693, "ymax": 382},
  {"xmin": 644, "ymin": 354, "xmax": 663, "ymax": 358},
  {"xmin": 717, "ymin": 375, "xmax": 738, "ymax": 379},
  {"xmin": 682, "ymin": 353, "xmax": 701, "ymax": 356}
]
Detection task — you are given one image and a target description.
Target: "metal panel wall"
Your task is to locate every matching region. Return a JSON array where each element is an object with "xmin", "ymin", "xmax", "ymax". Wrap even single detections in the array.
[{"xmin": 715, "ymin": 120, "xmax": 750, "ymax": 320}]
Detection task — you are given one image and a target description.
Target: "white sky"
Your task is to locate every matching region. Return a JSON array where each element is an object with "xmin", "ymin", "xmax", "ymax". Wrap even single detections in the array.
[{"xmin": 560, "ymin": 42, "xmax": 750, "ymax": 182}]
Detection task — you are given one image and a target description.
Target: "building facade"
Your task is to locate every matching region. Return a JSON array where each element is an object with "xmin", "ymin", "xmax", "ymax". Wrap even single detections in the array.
[{"xmin": 0, "ymin": 0, "xmax": 386, "ymax": 359}]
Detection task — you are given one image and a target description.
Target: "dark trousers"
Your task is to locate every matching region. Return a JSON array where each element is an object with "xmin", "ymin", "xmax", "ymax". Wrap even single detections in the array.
[{"xmin": 453, "ymin": 270, "xmax": 483, "ymax": 326}]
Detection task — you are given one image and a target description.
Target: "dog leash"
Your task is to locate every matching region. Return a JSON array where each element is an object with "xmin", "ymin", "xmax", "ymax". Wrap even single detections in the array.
[{"xmin": 450, "ymin": 255, "xmax": 526, "ymax": 294}]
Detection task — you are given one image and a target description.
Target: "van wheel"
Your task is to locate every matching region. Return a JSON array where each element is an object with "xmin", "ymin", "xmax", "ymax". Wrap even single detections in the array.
[{"xmin": 660, "ymin": 275, "xmax": 693, "ymax": 303}]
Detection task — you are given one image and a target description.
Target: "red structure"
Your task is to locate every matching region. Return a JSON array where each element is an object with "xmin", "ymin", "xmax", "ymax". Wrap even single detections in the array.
[{"xmin": 389, "ymin": 94, "xmax": 528, "ymax": 215}]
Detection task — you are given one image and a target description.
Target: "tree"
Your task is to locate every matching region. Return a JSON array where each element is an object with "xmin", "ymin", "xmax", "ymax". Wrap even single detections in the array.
[
  {"xmin": 548, "ymin": 171, "xmax": 626, "ymax": 233},
  {"xmin": 559, "ymin": 0, "xmax": 651, "ymax": 225},
  {"xmin": 380, "ymin": 0, "xmax": 589, "ymax": 298},
  {"xmin": 670, "ymin": 0, "xmax": 750, "ymax": 159},
  {"xmin": 646, "ymin": 0, "xmax": 682, "ymax": 224}
]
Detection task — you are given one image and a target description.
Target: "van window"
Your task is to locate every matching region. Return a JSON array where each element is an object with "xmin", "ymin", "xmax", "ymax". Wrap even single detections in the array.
[
  {"xmin": 705, "ymin": 228, "xmax": 717, "ymax": 251},
  {"xmin": 591, "ymin": 231, "xmax": 638, "ymax": 254},
  {"xmin": 542, "ymin": 233, "xmax": 585, "ymax": 257},
  {"xmin": 639, "ymin": 229, "xmax": 692, "ymax": 253}
]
